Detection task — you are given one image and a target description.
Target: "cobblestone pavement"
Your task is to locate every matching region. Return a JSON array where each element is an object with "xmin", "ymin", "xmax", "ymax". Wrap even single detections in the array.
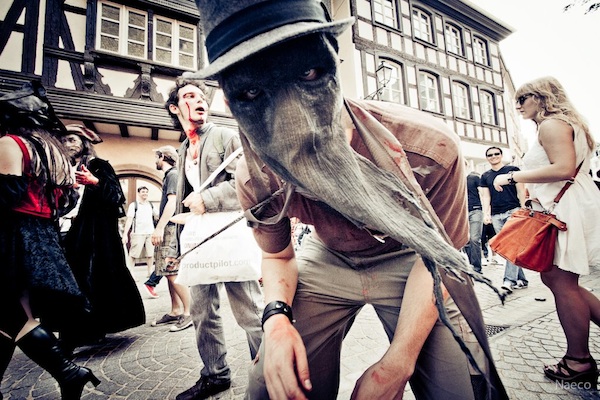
[{"xmin": 2, "ymin": 256, "xmax": 599, "ymax": 399}]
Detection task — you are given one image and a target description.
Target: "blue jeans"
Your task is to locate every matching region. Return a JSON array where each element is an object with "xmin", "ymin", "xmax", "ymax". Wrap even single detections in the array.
[
  {"xmin": 491, "ymin": 208, "xmax": 528, "ymax": 285},
  {"xmin": 190, "ymin": 280, "xmax": 263, "ymax": 383},
  {"xmin": 465, "ymin": 209, "xmax": 483, "ymax": 273},
  {"xmin": 144, "ymin": 271, "xmax": 162, "ymax": 287}
]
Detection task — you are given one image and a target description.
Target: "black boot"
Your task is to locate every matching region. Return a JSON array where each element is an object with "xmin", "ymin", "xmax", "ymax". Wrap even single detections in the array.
[
  {"xmin": 0, "ymin": 335, "xmax": 16, "ymax": 400},
  {"xmin": 16, "ymin": 325, "xmax": 100, "ymax": 400}
]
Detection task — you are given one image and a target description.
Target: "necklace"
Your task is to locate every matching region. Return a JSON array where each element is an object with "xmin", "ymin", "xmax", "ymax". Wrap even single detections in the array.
[{"xmin": 188, "ymin": 142, "xmax": 200, "ymax": 164}]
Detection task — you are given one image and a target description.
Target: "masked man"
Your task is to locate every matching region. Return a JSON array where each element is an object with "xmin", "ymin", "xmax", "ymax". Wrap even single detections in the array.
[{"xmin": 188, "ymin": 1, "xmax": 508, "ymax": 399}]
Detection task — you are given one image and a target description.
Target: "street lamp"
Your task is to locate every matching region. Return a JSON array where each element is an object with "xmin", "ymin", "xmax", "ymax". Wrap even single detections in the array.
[{"xmin": 365, "ymin": 61, "xmax": 393, "ymax": 100}]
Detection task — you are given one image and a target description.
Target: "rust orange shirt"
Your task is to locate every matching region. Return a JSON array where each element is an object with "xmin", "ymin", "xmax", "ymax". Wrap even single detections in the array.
[{"xmin": 236, "ymin": 100, "xmax": 468, "ymax": 256}]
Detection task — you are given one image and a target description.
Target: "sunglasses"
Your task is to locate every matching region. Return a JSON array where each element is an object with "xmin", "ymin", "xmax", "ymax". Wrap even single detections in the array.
[
  {"xmin": 516, "ymin": 94, "xmax": 533, "ymax": 106},
  {"xmin": 486, "ymin": 152, "xmax": 501, "ymax": 157}
]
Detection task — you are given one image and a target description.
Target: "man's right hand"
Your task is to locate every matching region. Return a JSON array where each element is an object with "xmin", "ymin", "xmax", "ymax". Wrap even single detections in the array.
[
  {"xmin": 263, "ymin": 315, "xmax": 311, "ymax": 400},
  {"xmin": 165, "ymin": 256, "xmax": 179, "ymax": 272},
  {"xmin": 151, "ymin": 228, "xmax": 164, "ymax": 246}
]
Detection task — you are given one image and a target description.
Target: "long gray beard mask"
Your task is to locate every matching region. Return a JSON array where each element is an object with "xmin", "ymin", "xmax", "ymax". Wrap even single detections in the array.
[{"xmin": 221, "ymin": 34, "xmax": 501, "ymax": 371}]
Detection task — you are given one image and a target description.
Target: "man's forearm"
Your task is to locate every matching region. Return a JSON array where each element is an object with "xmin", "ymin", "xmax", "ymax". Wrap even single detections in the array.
[
  {"xmin": 479, "ymin": 189, "xmax": 491, "ymax": 217},
  {"xmin": 156, "ymin": 197, "xmax": 176, "ymax": 230},
  {"xmin": 382, "ymin": 258, "xmax": 442, "ymax": 377},
  {"xmin": 261, "ymin": 242, "xmax": 298, "ymax": 306}
]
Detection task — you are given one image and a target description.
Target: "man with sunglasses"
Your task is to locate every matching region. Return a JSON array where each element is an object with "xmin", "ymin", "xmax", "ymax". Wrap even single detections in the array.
[{"xmin": 479, "ymin": 147, "xmax": 528, "ymax": 292}]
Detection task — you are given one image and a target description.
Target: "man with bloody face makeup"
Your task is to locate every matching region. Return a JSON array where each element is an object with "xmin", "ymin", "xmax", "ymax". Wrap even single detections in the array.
[
  {"xmin": 164, "ymin": 79, "xmax": 264, "ymax": 400},
  {"xmin": 189, "ymin": 1, "xmax": 508, "ymax": 399}
]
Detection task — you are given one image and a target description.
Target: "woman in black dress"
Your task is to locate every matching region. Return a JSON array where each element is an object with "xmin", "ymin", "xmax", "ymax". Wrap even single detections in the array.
[
  {"xmin": 59, "ymin": 124, "xmax": 145, "ymax": 351},
  {"xmin": 0, "ymin": 81, "xmax": 100, "ymax": 399}
]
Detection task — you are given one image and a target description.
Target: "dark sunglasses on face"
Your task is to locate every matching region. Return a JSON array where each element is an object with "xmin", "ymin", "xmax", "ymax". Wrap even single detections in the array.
[
  {"xmin": 516, "ymin": 94, "xmax": 532, "ymax": 106},
  {"xmin": 486, "ymin": 152, "xmax": 501, "ymax": 157}
]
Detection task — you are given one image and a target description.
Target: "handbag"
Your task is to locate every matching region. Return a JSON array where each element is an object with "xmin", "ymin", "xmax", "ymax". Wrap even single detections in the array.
[
  {"xmin": 176, "ymin": 211, "xmax": 261, "ymax": 285},
  {"xmin": 174, "ymin": 147, "xmax": 261, "ymax": 285},
  {"xmin": 488, "ymin": 206, "xmax": 566, "ymax": 272},
  {"xmin": 489, "ymin": 164, "xmax": 581, "ymax": 272}
]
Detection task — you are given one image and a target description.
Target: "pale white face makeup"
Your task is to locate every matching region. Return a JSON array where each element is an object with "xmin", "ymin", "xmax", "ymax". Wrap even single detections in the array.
[{"xmin": 61, "ymin": 134, "xmax": 83, "ymax": 159}]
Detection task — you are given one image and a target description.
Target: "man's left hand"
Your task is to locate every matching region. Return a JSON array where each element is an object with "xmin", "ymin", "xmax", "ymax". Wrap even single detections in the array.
[
  {"xmin": 151, "ymin": 228, "xmax": 164, "ymax": 246},
  {"xmin": 351, "ymin": 360, "xmax": 408, "ymax": 400},
  {"xmin": 182, "ymin": 192, "xmax": 206, "ymax": 214}
]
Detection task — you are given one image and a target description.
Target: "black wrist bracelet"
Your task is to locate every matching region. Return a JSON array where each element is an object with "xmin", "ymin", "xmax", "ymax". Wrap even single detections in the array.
[
  {"xmin": 261, "ymin": 301, "xmax": 294, "ymax": 330},
  {"xmin": 507, "ymin": 171, "xmax": 517, "ymax": 185}
]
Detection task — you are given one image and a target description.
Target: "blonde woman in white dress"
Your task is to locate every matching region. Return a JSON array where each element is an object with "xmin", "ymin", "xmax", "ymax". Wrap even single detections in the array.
[{"xmin": 494, "ymin": 76, "xmax": 600, "ymax": 388}]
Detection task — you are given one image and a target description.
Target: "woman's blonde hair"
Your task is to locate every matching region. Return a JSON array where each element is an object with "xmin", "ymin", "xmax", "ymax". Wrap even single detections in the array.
[{"xmin": 515, "ymin": 76, "xmax": 595, "ymax": 150}]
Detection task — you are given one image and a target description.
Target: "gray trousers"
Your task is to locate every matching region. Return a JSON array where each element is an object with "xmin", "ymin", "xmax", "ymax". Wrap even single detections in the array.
[
  {"xmin": 190, "ymin": 280, "xmax": 263, "ymax": 382},
  {"xmin": 246, "ymin": 235, "xmax": 479, "ymax": 399}
]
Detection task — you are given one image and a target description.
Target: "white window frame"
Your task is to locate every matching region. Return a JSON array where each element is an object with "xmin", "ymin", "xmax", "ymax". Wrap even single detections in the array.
[
  {"xmin": 97, "ymin": 1, "xmax": 147, "ymax": 59},
  {"xmin": 373, "ymin": 0, "xmax": 398, "ymax": 29},
  {"xmin": 473, "ymin": 36, "xmax": 489, "ymax": 65},
  {"xmin": 480, "ymin": 91, "xmax": 496, "ymax": 125},
  {"xmin": 418, "ymin": 71, "xmax": 440, "ymax": 113},
  {"xmin": 445, "ymin": 23, "xmax": 462, "ymax": 55},
  {"xmin": 153, "ymin": 16, "xmax": 197, "ymax": 69},
  {"xmin": 378, "ymin": 60, "xmax": 404, "ymax": 104},
  {"xmin": 452, "ymin": 81, "xmax": 471, "ymax": 119},
  {"xmin": 412, "ymin": 8, "xmax": 432, "ymax": 43}
]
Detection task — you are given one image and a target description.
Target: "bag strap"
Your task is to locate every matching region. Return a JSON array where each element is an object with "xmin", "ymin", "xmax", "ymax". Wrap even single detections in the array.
[
  {"xmin": 553, "ymin": 161, "xmax": 584, "ymax": 203},
  {"xmin": 196, "ymin": 146, "xmax": 243, "ymax": 193},
  {"xmin": 6, "ymin": 134, "xmax": 32, "ymax": 174},
  {"xmin": 132, "ymin": 201, "xmax": 138, "ymax": 232}
]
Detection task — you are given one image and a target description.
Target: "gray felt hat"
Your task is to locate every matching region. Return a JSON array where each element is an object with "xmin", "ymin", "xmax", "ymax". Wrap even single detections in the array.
[{"xmin": 186, "ymin": 0, "xmax": 355, "ymax": 79}]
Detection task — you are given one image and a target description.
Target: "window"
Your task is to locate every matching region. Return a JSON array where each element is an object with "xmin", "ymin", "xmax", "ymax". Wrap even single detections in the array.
[
  {"xmin": 154, "ymin": 17, "xmax": 197, "ymax": 69},
  {"xmin": 373, "ymin": 0, "xmax": 398, "ymax": 29},
  {"xmin": 418, "ymin": 71, "xmax": 440, "ymax": 113},
  {"xmin": 98, "ymin": 2, "xmax": 147, "ymax": 59},
  {"xmin": 96, "ymin": 1, "xmax": 197, "ymax": 69},
  {"xmin": 480, "ymin": 90, "xmax": 496, "ymax": 125},
  {"xmin": 445, "ymin": 23, "xmax": 462, "ymax": 55},
  {"xmin": 412, "ymin": 8, "xmax": 432, "ymax": 43},
  {"xmin": 378, "ymin": 61, "xmax": 404, "ymax": 104},
  {"xmin": 473, "ymin": 36, "xmax": 489, "ymax": 65},
  {"xmin": 452, "ymin": 81, "xmax": 471, "ymax": 119}
]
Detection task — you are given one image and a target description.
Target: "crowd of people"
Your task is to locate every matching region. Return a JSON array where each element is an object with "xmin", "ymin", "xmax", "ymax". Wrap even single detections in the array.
[{"xmin": 1, "ymin": 1, "xmax": 599, "ymax": 399}]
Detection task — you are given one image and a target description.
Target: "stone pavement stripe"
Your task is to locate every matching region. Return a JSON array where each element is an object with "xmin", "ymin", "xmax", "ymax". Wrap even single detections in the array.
[{"xmin": 2, "ymin": 258, "xmax": 598, "ymax": 399}]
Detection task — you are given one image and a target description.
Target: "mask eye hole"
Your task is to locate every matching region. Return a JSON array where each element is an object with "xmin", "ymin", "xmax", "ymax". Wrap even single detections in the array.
[
  {"xmin": 300, "ymin": 68, "xmax": 320, "ymax": 81},
  {"xmin": 238, "ymin": 87, "xmax": 261, "ymax": 101}
]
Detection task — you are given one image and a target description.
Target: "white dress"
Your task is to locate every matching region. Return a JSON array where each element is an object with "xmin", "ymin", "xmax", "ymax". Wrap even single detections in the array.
[{"xmin": 523, "ymin": 120, "xmax": 600, "ymax": 275}]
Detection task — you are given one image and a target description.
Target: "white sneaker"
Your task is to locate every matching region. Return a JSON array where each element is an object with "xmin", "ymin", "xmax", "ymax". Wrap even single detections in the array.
[
  {"xmin": 500, "ymin": 281, "xmax": 513, "ymax": 293},
  {"xmin": 514, "ymin": 280, "xmax": 529, "ymax": 290}
]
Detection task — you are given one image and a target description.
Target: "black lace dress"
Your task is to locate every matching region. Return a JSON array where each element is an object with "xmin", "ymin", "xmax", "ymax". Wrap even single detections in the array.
[{"xmin": 0, "ymin": 174, "xmax": 88, "ymax": 338}]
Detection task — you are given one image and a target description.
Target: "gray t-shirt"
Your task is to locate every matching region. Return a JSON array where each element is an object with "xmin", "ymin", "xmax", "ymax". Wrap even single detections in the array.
[{"xmin": 160, "ymin": 166, "xmax": 178, "ymax": 225}]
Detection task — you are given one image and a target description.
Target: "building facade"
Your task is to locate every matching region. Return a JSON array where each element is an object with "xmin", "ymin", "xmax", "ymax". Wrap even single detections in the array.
[
  {"xmin": 0, "ymin": 0, "xmax": 524, "ymax": 199},
  {"xmin": 331, "ymin": 0, "xmax": 527, "ymax": 171},
  {"xmin": 0, "ymin": 0, "xmax": 234, "ymax": 202}
]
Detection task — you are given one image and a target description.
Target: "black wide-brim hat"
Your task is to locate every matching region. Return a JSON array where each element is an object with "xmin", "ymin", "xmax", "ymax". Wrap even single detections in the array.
[
  {"xmin": 186, "ymin": 0, "xmax": 355, "ymax": 79},
  {"xmin": 0, "ymin": 80, "xmax": 67, "ymax": 135}
]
